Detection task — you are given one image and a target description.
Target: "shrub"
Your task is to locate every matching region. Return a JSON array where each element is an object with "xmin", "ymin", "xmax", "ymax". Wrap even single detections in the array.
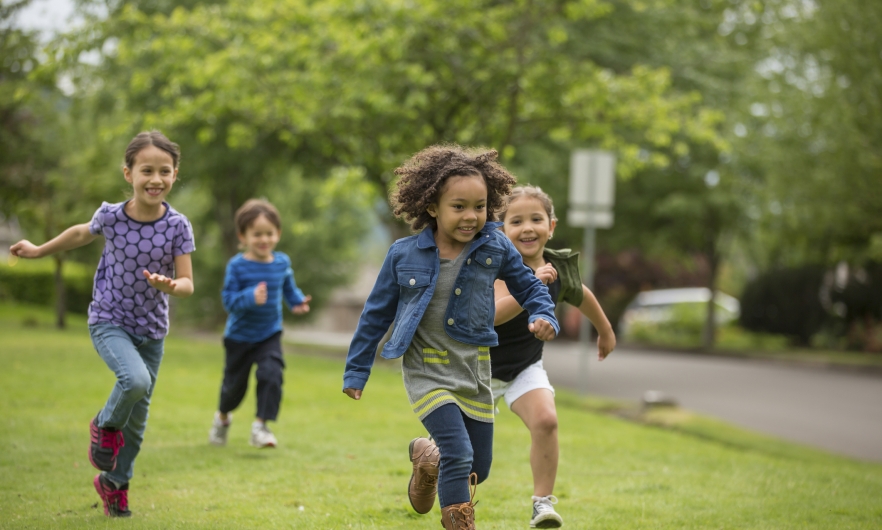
[
  {"xmin": 739, "ymin": 265, "xmax": 827, "ymax": 346},
  {"xmin": 0, "ymin": 260, "xmax": 93, "ymax": 314}
]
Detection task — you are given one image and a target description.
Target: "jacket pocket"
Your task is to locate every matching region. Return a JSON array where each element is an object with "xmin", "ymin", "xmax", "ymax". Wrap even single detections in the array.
[
  {"xmin": 467, "ymin": 250, "xmax": 501, "ymax": 325},
  {"xmin": 390, "ymin": 268, "xmax": 432, "ymax": 346}
]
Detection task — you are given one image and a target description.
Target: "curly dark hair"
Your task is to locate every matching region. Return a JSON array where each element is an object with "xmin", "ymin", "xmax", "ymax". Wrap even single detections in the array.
[{"xmin": 391, "ymin": 144, "xmax": 517, "ymax": 232}]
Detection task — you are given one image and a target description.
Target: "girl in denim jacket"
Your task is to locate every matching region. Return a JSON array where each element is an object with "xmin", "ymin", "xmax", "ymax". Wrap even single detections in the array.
[{"xmin": 342, "ymin": 145, "xmax": 559, "ymax": 529}]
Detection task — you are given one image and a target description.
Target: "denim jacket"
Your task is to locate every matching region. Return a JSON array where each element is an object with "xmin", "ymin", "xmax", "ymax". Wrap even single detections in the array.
[{"xmin": 343, "ymin": 222, "xmax": 559, "ymax": 391}]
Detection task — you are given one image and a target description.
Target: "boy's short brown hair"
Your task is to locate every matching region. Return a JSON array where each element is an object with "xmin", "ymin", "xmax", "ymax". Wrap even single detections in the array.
[{"xmin": 234, "ymin": 199, "xmax": 282, "ymax": 235}]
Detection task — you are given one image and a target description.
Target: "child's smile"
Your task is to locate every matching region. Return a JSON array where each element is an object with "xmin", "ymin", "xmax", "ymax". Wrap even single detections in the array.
[
  {"xmin": 124, "ymin": 145, "xmax": 178, "ymax": 221},
  {"xmin": 503, "ymin": 196, "xmax": 556, "ymax": 268},
  {"xmin": 240, "ymin": 214, "xmax": 281, "ymax": 262},
  {"xmin": 427, "ymin": 174, "xmax": 488, "ymax": 257}
]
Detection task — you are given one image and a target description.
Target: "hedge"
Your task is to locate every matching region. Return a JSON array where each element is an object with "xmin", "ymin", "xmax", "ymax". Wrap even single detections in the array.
[{"xmin": 0, "ymin": 259, "xmax": 94, "ymax": 314}]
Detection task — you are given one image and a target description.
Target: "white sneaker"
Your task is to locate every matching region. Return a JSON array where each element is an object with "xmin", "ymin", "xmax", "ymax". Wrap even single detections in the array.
[
  {"xmin": 250, "ymin": 421, "xmax": 277, "ymax": 448},
  {"xmin": 208, "ymin": 413, "xmax": 231, "ymax": 446},
  {"xmin": 530, "ymin": 495, "xmax": 563, "ymax": 528}
]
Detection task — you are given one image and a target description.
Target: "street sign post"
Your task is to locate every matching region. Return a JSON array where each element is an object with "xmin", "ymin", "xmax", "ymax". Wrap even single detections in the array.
[{"xmin": 568, "ymin": 149, "xmax": 616, "ymax": 394}]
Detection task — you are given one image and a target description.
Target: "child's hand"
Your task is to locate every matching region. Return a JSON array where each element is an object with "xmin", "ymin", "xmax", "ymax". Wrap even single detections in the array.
[
  {"xmin": 597, "ymin": 330, "xmax": 617, "ymax": 361},
  {"xmin": 528, "ymin": 318, "xmax": 557, "ymax": 341},
  {"xmin": 534, "ymin": 263, "xmax": 558, "ymax": 285},
  {"xmin": 343, "ymin": 388, "xmax": 362, "ymax": 400},
  {"xmin": 292, "ymin": 295, "xmax": 312, "ymax": 315},
  {"xmin": 143, "ymin": 270, "xmax": 177, "ymax": 294},
  {"xmin": 254, "ymin": 282, "xmax": 267, "ymax": 305},
  {"xmin": 9, "ymin": 240, "xmax": 41, "ymax": 259}
]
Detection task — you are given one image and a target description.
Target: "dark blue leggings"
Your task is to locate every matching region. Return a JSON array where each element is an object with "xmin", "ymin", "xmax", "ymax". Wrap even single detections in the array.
[{"xmin": 420, "ymin": 404, "xmax": 493, "ymax": 507}]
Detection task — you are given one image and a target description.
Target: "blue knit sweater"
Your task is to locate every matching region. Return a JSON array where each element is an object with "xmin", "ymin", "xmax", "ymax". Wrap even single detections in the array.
[{"xmin": 222, "ymin": 252, "xmax": 306, "ymax": 343}]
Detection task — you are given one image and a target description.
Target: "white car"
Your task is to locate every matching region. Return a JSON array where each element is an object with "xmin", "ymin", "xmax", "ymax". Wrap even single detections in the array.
[{"xmin": 618, "ymin": 287, "xmax": 740, "ymax": 338}]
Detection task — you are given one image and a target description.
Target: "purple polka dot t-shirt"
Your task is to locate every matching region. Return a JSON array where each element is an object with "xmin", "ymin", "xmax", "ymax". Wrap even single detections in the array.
[{"xmin": 88, "ymin": 201, "xmax": 196, "ymax": 339}]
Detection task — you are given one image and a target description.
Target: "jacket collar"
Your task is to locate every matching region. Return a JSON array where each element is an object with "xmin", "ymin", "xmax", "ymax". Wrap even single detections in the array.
[{"xmin": 416, "ymin": 221, "xmax": 503, "ymax": 250}]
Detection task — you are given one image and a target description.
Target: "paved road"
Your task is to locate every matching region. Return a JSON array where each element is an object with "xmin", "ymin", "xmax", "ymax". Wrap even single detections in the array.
[
  {"xmin": 542, "ymin": 341, "xmax": 882, "ymax": 462},
  {"xmin": 284, "ymin": 329, "xmax": 882, "ymax": 462}
]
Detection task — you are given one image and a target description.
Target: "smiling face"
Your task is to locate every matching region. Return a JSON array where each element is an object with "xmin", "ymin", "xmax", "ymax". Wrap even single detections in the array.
[
  {"xmin": 427, "ymin": 174, "xmax": 488, "ymax": 253},
  {"xmin": 123, "ymin": 144, "xmax": 178, "ymax": 220},
  {"xmin": 239, "ymin": 214, "xmax": 281, "ymax": 262},
  {"xmin": 502, "ymin": 195, "xmax": 556, "ymax": 267}
]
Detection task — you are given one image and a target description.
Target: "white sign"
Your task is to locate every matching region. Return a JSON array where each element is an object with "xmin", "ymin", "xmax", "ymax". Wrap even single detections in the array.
[{"xmin": 568, "ymin": 150, "xmax": 616, "ymax": 228}]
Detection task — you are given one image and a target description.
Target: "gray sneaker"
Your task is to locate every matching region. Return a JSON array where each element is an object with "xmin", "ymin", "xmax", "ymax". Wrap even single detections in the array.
[
  {"xmin": 530, "ymin": 495, "xmax": 563, "ymax": 528},
  {"xmin": 250, "ymin": 421, "xmax": 277, "ymax": 448},
  {"xmin": 208, "ymin": 413, "xmax": 231, "ymax": 446}
]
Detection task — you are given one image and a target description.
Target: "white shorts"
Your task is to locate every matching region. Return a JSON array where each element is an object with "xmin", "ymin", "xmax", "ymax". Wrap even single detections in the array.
[{"xmin": 490, "ymin": 359, "xmax": 555, "ymax": 410}]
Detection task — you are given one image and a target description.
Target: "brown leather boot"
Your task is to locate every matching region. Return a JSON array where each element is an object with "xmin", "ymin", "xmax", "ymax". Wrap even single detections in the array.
[
  {"xmin": 440, "ymin": 473, "xmax": 477, "ymax": 530},
  {"xmin": 408, "ymin": 437, "xmax": 440, "ymax": 514}
]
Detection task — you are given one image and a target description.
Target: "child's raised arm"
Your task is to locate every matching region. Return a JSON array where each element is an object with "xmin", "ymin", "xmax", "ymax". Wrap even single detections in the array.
[
  {"xmin": 497, "ymin": 240, "xmax": 560, "ymax": 341},
  {"xmin": 493, "ymin": 263, "xmax": 558, "ymax": 325},
  {"xmin": 577, "ymin": 284, "xmax": 616, "ymax": 360},
  {"xmin": 10, "ymin": 223, "xmax": 97, "ymax": 259}
]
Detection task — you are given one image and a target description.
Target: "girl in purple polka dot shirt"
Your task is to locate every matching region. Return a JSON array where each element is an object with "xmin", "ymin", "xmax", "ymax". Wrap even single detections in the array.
[{"xmin": 9, "ymin": 130, "xmax": 196, "ymax": 518}]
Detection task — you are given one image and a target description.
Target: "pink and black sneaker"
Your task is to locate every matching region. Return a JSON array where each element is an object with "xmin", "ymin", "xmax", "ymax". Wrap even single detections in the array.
[
  {"xmin": 93, "ymin": 474, "xmax": 131, "ymax": 517},
  {"xmin": 89, "ymin": 416, "xmax": 124, "ymax": 472}
]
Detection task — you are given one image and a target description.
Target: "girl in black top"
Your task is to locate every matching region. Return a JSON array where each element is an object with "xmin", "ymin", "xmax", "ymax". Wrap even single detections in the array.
[{"xmin": 490, "ymin": 185, "xmax": 616, "ymax": 528}]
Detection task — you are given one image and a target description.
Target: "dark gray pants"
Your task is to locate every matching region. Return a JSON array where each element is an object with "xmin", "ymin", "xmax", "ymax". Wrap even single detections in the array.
[{"xmin": 218, "ymin": 332, "xmax": 284, "ymax": 421}]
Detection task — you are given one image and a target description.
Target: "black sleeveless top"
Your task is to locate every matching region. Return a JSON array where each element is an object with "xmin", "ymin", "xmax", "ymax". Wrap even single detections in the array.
[{"xmin": 489, "ymin": 276, "xmax": 561, "ymax": 382}]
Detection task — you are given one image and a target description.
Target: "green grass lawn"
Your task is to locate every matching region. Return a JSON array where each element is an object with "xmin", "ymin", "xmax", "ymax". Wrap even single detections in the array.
[{"xmin": 1, "ymin": 303, "xmax": 881, "ymax": 529}]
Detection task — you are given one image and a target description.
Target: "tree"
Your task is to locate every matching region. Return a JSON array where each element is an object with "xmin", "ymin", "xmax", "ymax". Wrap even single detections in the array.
[{"xmin": 43, "ymin": 0, "xmax": 727, "ymax": 325}]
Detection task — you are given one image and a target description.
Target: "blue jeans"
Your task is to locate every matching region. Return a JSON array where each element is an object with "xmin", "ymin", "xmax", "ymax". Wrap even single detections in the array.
[
  {"xmin": 89, "ymin": 323, "xmax": 165, "ymax": 487},
  {"xmin": 421, "ymin": 404, "xmax": 493, "ymax": 507}
]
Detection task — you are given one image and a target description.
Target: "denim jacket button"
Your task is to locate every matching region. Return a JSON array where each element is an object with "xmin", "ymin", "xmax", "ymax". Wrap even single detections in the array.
[
  {"xmin": 409, "ymin": 278, "xmax": 416, "ymax": 286},
  {"xmin": 447, "ymin": 318, "xmax": 454, "ymax": 325},
  {"xmin": 485, "ymin": 258, "xmax": 492, "ymax": 265},
  {"xmin": 467, "ymin": 258, "xmax": 471, "ymax": 264},
  {"xmin": 454, "ymin": 288, "xmax": 461, "ymax": 295}
]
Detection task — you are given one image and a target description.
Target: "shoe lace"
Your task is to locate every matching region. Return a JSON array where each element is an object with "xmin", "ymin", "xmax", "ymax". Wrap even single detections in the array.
[
  {"xmin": 532, "ymin": 495, "xmax": 558, "ymax": 514},
  {"xmin": 108, "ymin": 488, "xmax": 128, "ymax": 512},
  {"xmin": 101, "ymin": 429, "xmax": 125, "ymax": 451},
  {"xmin": 419, "ymin": 472, "xmax": 438, "ymax": 488}
]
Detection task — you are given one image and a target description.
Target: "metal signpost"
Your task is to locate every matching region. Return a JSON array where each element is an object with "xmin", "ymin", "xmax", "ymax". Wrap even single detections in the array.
[{"xmin": 568, "ymin": 150, "xmax": 616, "ymax": 394}]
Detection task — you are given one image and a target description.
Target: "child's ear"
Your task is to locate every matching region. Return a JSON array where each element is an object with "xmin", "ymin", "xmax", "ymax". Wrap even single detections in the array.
[
  {"xmin": 123, "ymin": 166, "xmax": 133, "ymax": 184},
  {"xmin": 426, "ymin": 203, "xmax": 438, "ymax": 218},
  {"xmin": 549, "ymin": 218, "xmax": 557, "ymax": 237}
]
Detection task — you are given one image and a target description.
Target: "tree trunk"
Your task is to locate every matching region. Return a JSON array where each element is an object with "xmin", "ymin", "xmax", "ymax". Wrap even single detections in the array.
[
  {"xmin": 53, "ymin": 254, "xmax": 66, "ymax": 329},
  {"xmin": 701, "ymin": 251, "xmax": 719, "ymax": 352}
]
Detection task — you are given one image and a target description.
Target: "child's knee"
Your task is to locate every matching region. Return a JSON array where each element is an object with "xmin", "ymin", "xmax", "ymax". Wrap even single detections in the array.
[
  {"xmin": 123, "ymin": 369, "xmax": 152, "ymax": 400},
  {"xmin": 443, "ymin": 447, "xmax": 475, "ymax": 476},
  {"xmin": 532, "ymin": 411, "xmax": 558, "ymax": 436},
  {"xmin": 255, "ymin": 362, "xmax": 283, "ymax": 385},
  {"xmin": 472, "ymin": 463, "xmax": 491, "ymax": 484}
]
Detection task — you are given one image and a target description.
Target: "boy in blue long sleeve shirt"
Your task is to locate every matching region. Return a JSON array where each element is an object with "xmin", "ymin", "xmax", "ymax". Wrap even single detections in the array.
[{"xmin": 209, "ymin": 199, "xmax": 311, "ymax": 448}]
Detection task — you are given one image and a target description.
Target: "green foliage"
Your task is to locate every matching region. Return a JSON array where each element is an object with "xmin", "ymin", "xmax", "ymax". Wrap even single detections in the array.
[
  {"xmin": 732, "ymin": 1, "xmax": 882, "ymax": 266},
  {"xmin": 171, "ymin": 164, "xmax": 378, "ymax": 327},
  {"xmin": 2, "ymin": 304, "xmax": 882, "ymax": 528},
  {"xmin": 0, "ymin": 260, "xmax": 93, "ymax": 314}
]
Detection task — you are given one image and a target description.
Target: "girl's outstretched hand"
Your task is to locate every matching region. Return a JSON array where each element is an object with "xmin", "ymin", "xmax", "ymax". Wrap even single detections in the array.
[
  {"xmin": 291, "ymin": 295, "xmax": 312, "ymax": 315},
  {"xmin": 9, "ymin": 240, "xmax": 41, "ymax": 259},
  {"xmin": 343, "ymin": 388, "xmax": 362, "ymax": 400},
  {"xmin": 534, "ymin": 263, "xmax": 558, "ymax": 285},
  {"xmin": 597, "ymin": 330, "xmax": 617, "ymax": 360},
  {"xmin": 528, "ymin": 318, "xmax": 556, "ymax": 341},
  {"xmin": 143, "ymin": 270, "xmax": 177, "ymax": 294}
]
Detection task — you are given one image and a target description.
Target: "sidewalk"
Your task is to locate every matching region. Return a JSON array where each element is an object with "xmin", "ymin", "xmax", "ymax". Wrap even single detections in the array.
[{"xmin": 284, "ymin": 327, "xmax": 353, "ymax": 350}]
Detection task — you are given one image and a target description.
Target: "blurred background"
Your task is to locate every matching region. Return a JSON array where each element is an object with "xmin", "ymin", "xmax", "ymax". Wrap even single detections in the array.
[{"xmin": 2, "ymin": 0, "xmax": 880, "ymax": 357}]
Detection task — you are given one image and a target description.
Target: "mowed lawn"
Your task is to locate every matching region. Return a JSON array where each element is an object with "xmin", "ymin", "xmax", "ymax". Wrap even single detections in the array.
[{"xmin": 1, "ymin": 303, "xmax": 881, "ymax": 529}]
